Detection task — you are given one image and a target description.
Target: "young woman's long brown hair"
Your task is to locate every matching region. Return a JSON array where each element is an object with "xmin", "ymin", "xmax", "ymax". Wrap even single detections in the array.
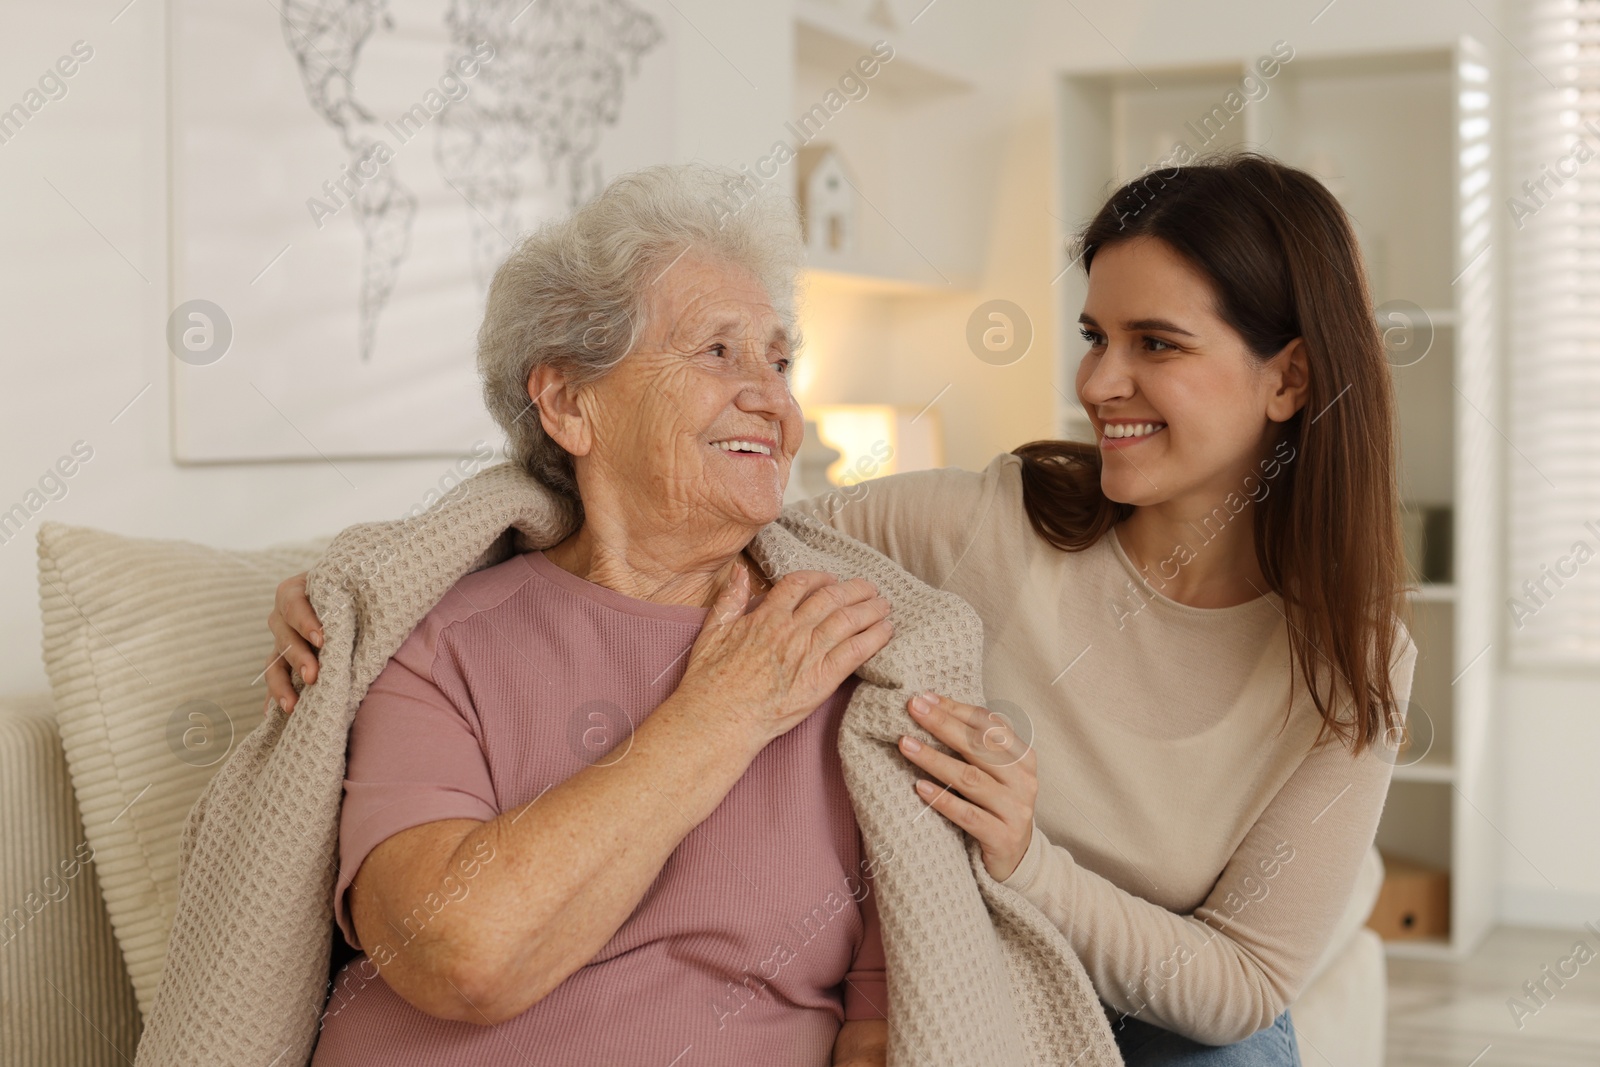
[{"xmin": 1017, "ymin": 153, "xmax": 1407, "ymax": 753}]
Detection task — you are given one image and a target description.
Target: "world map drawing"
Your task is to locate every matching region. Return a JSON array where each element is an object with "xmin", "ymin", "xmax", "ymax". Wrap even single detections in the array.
[
  {"xmin": 278, "ymin": 0, "xmax": 664, "ymax": 360},
  {"xmin": 170, "ymin": 0, "xmax": 673, "ymax": 461}
]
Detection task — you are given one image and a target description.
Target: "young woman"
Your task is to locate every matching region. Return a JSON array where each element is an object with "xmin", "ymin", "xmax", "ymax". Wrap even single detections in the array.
[{"xmin": 267, "ymin": 153, "xmax": 1414, "ymax": 1064}]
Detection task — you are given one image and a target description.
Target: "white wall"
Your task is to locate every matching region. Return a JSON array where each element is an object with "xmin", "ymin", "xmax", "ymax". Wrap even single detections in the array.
[{"xmin": 1497, "ymin": 675, "xmax": 1600, "ymax": 925}]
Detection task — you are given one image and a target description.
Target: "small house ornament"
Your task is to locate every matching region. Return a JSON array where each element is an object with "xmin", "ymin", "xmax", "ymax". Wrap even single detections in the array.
[{"xmin": 799, "ymin": 146, "xmax": 857, "ymax": 258}]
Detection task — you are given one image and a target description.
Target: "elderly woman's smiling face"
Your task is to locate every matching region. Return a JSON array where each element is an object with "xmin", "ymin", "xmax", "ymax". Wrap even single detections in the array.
[{"xmin": 534, "ymin": 254, "xmax": 804, "ymax": 536}]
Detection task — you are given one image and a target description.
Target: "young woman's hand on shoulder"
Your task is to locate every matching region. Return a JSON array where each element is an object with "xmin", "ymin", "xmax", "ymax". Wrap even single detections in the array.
[
  {"xmin": 897, "ymin": 692, "xmax": 1038, "ymax": 881},
  {"xmin": 266, "ymin": 571, "xmax": 320, "ymax": 713}
]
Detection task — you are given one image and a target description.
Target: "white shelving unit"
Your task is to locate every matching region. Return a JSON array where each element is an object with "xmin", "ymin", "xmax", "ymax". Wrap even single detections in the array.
[
  {"xmin": 790, "ymin": 0, "xmax": 980, "ymax": 291},
  {"xmin": 1054, "ymin": 39, "xmax": 1499, "ymax": 961}
]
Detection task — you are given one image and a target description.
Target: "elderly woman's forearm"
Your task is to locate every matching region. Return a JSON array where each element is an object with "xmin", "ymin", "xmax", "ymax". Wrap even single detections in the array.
[{"xmin": 360, "ymin": 691, "xmax": 769, "ymax": 1024}]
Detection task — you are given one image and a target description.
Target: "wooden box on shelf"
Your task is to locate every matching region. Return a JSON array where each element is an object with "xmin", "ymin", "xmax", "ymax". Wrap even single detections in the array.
[{"xmin": 1368, "ymin": 853, "xmax": 1451, "ymax": 941}]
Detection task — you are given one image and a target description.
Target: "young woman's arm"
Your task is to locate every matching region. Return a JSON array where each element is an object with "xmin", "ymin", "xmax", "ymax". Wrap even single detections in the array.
[
  {"xmin": 999, "ymin": 639, "xmax": 1418, "ymax": 1044},
  {"xmin": 787, "ymin": 458, "xmax": 1005, "ymax": 589}
]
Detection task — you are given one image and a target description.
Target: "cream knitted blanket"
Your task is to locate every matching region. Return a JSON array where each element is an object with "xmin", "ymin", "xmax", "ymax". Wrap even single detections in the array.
[{"xmin": 136, "ymin": 463, "xmax": 1121, "ymax": 1067}]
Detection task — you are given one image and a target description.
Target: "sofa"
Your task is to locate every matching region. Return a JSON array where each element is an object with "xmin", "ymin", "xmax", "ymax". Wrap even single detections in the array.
[{"xmin": 0, "ymin": 522, "xmax": 1390, "ymax": 1066}]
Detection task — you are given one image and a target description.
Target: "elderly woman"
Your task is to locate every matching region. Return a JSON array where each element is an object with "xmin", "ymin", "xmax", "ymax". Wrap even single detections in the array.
[{"xmin": 305, "ymin": 165, "xmax": 898, "ymax": 1066}]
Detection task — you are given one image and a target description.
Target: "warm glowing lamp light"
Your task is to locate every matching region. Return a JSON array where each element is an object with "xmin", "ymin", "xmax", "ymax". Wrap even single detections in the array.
[{"xmin": 811, "ymin": 404, "xmax": 944, "ymax": 487}]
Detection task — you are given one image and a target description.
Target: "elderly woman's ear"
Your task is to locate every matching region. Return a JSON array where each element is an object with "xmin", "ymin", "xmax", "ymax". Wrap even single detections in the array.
[{"xmin": 527, "ymin": 363, "xmax": 592, "ymax": 458}]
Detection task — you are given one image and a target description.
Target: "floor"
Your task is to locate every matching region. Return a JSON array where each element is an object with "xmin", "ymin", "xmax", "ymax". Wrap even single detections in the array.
[{"xmin": 1386, "ymin": 926, "xmax": 1600, "ymax": 1066}]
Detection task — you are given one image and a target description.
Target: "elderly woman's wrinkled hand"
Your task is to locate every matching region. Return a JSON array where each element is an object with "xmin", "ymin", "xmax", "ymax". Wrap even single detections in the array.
[{"xmin": 675, "ymin": 559, "xmax": 894, "ymax": 748}]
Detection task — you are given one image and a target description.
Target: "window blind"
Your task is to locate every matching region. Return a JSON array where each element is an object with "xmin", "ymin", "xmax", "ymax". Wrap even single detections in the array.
[{"xmin": 1506, "ymin": 2, "xmax": 1600, "ymax": 664}]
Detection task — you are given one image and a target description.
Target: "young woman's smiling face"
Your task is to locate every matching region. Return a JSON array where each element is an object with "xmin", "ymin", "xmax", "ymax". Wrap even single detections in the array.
[{"xmin": 1074, "ymin": 236, "xmax": 1307, "ymax": 512}]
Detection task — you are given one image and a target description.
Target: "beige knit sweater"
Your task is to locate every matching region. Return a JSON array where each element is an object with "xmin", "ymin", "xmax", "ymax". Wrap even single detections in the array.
[{"xmin": 135, "ymin": 462, "xmax": 1120, "ymax": 1067}]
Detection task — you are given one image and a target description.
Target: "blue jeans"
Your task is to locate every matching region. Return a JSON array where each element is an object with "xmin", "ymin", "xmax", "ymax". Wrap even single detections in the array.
[{"xmin": 1111, "ymin": 1010, "xmax": 1302, "ymax": 1066}]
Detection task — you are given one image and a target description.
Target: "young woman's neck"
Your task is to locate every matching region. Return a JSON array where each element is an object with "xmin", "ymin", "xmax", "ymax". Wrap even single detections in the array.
[{"xmin": 1115, "ymin": 496, "xmax": 1270, "ymax": 609}]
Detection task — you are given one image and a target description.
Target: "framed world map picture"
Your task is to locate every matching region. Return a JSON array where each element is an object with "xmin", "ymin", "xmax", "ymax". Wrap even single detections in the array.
[{"xmin": 169, "ymin": 0, "xmax": 675, "ymax": 461}]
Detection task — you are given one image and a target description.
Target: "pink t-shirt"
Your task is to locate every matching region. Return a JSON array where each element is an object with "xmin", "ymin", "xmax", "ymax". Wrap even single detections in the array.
[{"xmin": 309, "ymin": 551, "xmax": 887, "ymax": 1067}]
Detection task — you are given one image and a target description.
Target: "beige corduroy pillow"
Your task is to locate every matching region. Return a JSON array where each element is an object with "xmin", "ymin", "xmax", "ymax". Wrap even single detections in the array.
[{"xmin": 37, "ymin": 523, "xmax": 328, "ymax": 1018}]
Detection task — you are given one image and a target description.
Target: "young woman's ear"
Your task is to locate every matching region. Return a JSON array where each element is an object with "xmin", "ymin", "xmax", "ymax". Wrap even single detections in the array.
[
  {"xmin": 1265, "ymin": 338, "xmax": 1311, "ymax": 423},
  {"xmin": 527, "ymin": 364, "xmax": 593, "ymax": 457}
]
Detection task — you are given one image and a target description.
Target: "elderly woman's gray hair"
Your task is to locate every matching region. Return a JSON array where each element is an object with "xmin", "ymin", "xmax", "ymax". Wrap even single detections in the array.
[{"xmin": 478, "ymin": 162, "xmax": 805, "ymax": 503}]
